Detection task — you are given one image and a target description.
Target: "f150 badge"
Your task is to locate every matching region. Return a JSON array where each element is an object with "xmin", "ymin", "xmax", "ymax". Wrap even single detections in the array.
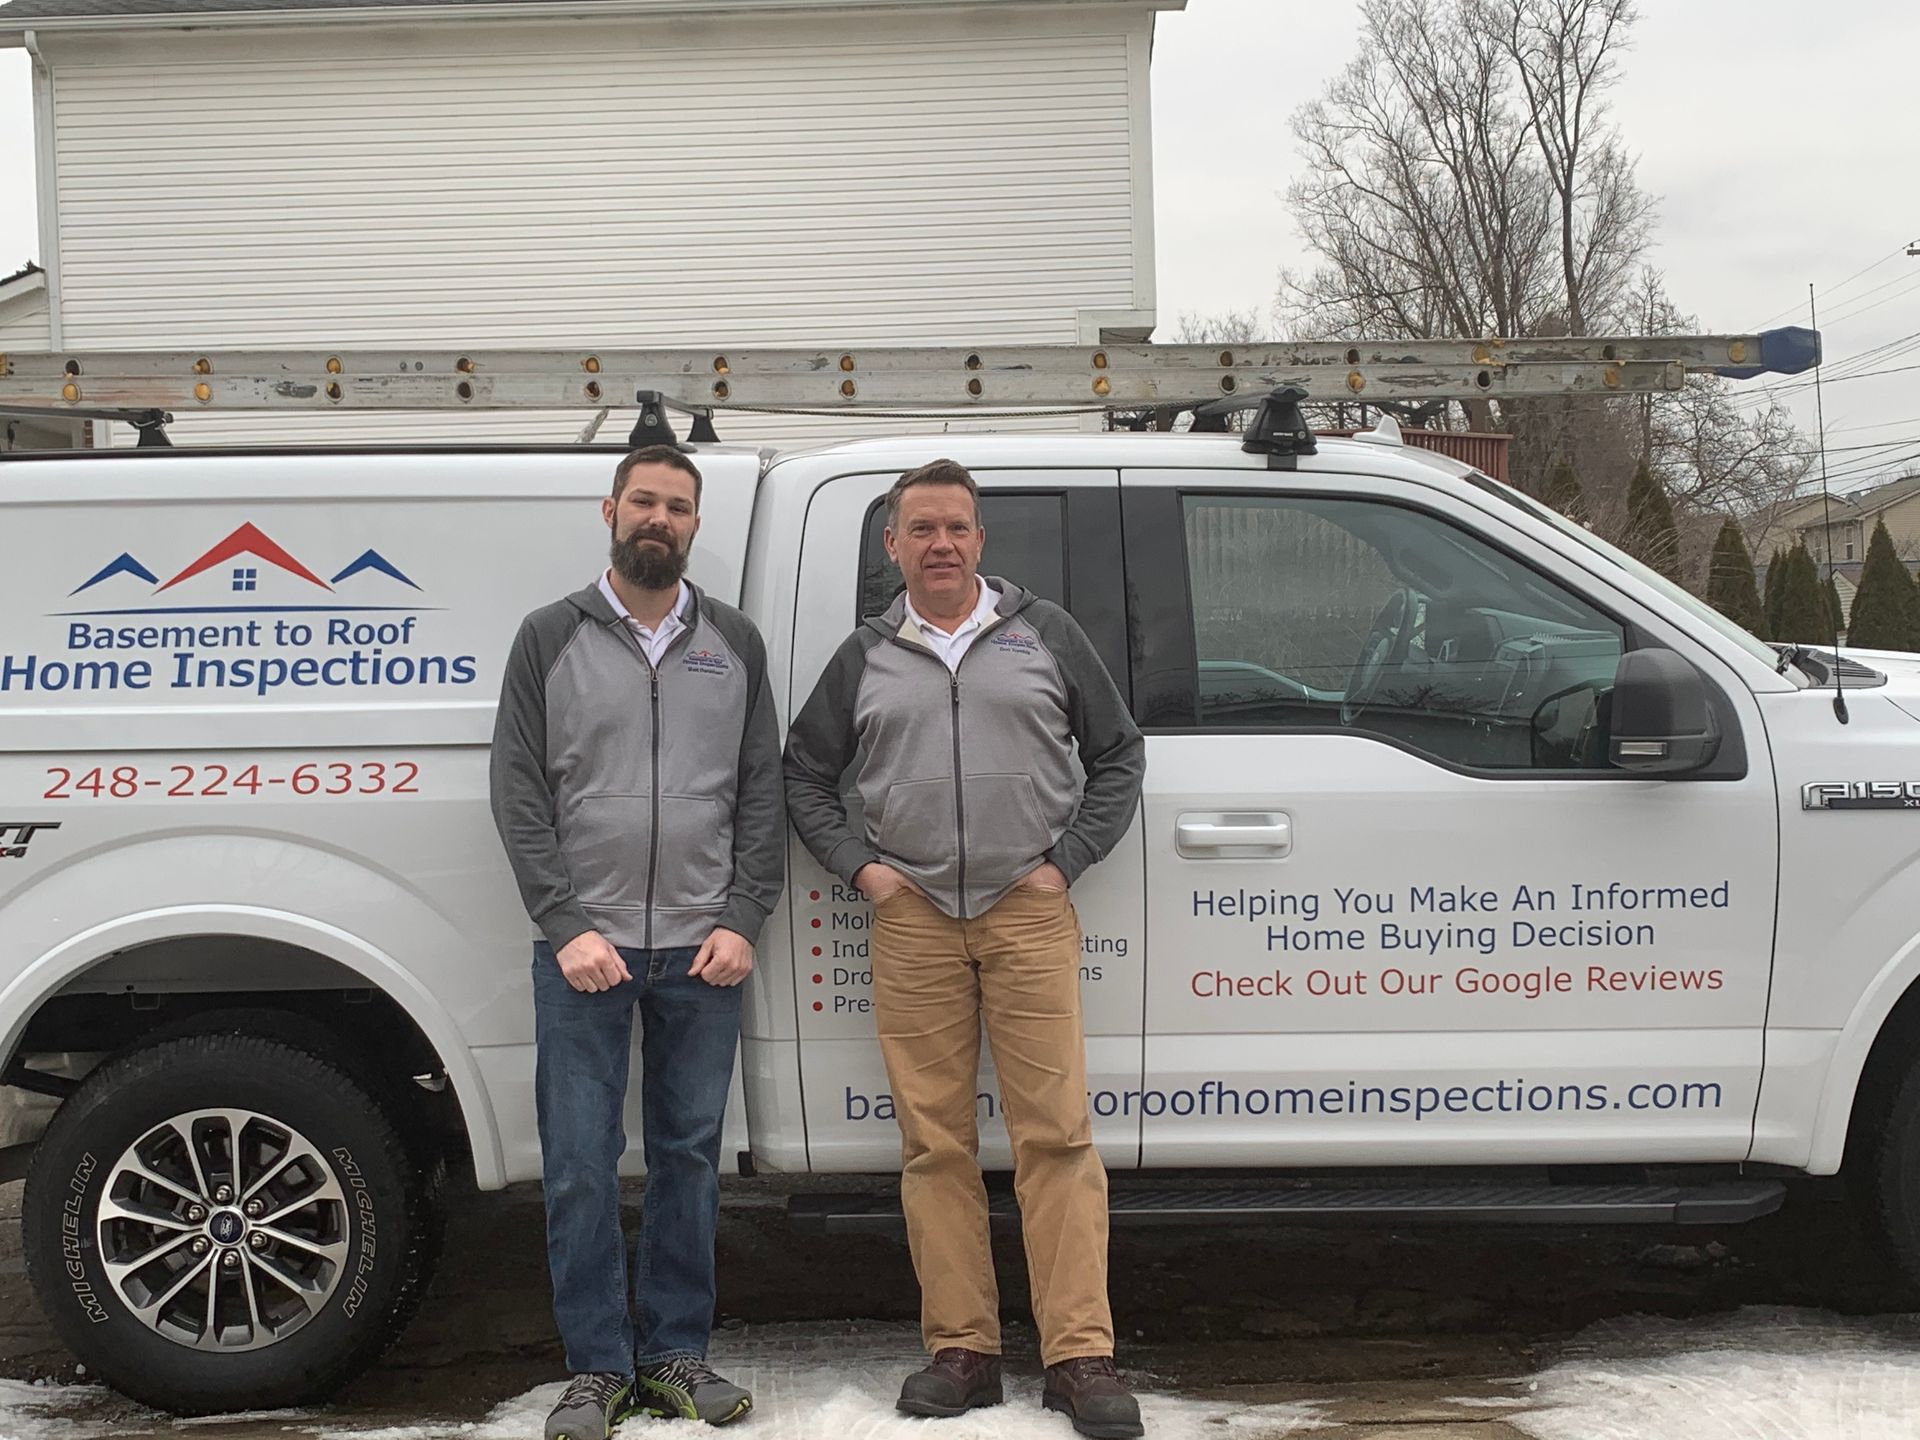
[
  {"xmin": 0, "ymin": 821, "xmax": 61, "ymax": 859},
  {"xmin": 1803, "ymin": 782, "xmax": 1920, "ymax": 811}
]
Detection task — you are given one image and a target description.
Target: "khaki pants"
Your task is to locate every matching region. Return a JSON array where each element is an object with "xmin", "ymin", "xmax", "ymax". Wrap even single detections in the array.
[{"xmin": 870, "ymin": 884, "xmax": 1113, "ymax": 1366}]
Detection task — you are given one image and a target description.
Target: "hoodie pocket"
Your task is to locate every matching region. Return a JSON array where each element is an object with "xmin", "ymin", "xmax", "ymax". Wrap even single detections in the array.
[
  {"xmin": 655, "ymin": 793, "xmax": 732, "ymax": 911},
  {"xmin": 874, "ymin": 777, "xmax": 958, "ymax": 869},
  {"xmin": 962, "ymin": 772, "xmax": 1055, "ymax": 880},
  {"xmin": 560, "ymin": 793, "xmax": 654, "ymax": 913}
]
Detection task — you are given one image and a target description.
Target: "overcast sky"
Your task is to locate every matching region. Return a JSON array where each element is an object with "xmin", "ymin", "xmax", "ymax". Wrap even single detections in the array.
[{"xmin": 2, "ymin": 0, "xmax": 1916, "ymax": 483}]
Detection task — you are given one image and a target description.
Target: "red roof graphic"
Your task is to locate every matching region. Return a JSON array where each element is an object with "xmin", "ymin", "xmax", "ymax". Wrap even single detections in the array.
[{"xmin": 156, "ymin": 523, "xmax": 332, "ymax": 593}]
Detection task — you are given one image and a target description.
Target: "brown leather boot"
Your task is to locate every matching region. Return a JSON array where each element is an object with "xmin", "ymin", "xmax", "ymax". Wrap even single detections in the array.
[
  {"xmin": 1042, "ymin": 1356, "xmax": 1143, "ymax": 1439},
  {"xmin": 896, "ymin": 1348, "xmax": 1004, "ymax": 1417}
]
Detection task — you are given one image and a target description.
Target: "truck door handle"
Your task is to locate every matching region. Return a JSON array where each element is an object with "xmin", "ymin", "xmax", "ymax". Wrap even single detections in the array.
[{"xmin": 1176, "ymin": 813, "xmax": 1292, "ymax": 858}]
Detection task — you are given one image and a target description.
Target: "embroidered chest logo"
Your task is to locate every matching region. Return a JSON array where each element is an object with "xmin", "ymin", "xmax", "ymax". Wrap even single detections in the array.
[
  {"xmin": 683, "ymin": 648, "xmax": 731, "ymax": 676},
  {"xmin": 990, "ymin": 629, "xmax": 1040, "ymax": 655}
]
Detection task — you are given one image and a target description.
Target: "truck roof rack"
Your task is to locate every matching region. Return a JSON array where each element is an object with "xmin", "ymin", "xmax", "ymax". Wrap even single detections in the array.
[{"xmin": 0, "ymin": 329, "xmax": 1819, "ymax": 446}]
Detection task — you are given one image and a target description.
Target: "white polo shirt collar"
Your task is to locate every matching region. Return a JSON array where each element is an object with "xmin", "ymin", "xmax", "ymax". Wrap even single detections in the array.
[
  {"xmin": 598, "ymin": 571, "xmax": 691, "ymax": 668},
  {"xmin": 905, "ymin": 577, "xmax": 1001, "ymax": 672}
]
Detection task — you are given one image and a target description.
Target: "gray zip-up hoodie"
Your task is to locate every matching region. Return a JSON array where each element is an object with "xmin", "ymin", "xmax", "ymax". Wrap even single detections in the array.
[
  {"xmin": 489, "ymin": 580, "xmax": 785, "ymax": 952},
  {"xmin": 783, "ymin": 578, "xmax": 1143, "ymax": 919}
]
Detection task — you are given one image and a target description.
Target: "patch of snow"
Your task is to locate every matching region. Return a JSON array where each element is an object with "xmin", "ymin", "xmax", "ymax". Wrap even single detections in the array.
[
  {"xmin": 316, "ymin": 1322, "xmax": 1324, "ymax": 1440},
  {"xmin": 174, "ymin": 1410, "xmax": 320, "ymax": 1427},
  {"xmin": 1513, "ymin": 1307, "xmax": 1920, "ymax": 1440},
  {"xmin": 0, "ymin": 1379, "xmax": 132, "ymax": 1440}
]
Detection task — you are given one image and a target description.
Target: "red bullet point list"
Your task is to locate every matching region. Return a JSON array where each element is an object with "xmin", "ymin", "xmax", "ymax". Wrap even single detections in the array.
[
  {"xmin": 812, "ymin": 973, "xmax": 824, "ymax": 984},
  {"xmin": 811, "ymin": 946, "xmax": 822, "ymax": 957},
  {"xmin": 812, "ymin": 1001, "xmax": 824, "ymax": 1012},
  {"xmin": 810, "ymin": 890, "xmax": 821, "ymax": 901},
  {"xmin": 811, "ymin": 918, "xmax": 822, "ymax": 928}
]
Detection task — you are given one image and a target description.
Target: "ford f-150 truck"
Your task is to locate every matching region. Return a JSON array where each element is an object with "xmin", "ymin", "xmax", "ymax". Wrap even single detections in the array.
[{"xmin": 4, "ymin": 383, "xmax": 1915, "ymax": 1413}]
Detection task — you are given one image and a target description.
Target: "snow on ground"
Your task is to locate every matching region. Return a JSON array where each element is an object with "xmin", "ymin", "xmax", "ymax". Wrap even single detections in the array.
[
  {"xmin": 16, "ymin": 1311, "xmax": 1920, "ymax": 1440},
  {"xmin": 1510, "ymin": 1307, "xmax": 1920, "ymax": 1440},
  {"xmin": 316, "ymin": 1322, "xmax": 1324, "ymax": 1440},
  {"xmin": 0, "ymin": 1378, "xmax": 131, "ymax": 1440}
]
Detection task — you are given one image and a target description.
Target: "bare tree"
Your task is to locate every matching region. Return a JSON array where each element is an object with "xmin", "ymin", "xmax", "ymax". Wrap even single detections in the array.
[
  {"xmin": 1497, "ymin": 0, "xmax": 1651, "ymax": 336},
  {"xmin": 1171, "ymin": 309, "xmax": 1267, "ymax": 344},
  {"xmin": 1274, "ymin": 0, "xmax": 1808, "ymax": 587},
  {"xmin": 1278, "ymin": 0, "xmax": 1652, "ymax": 348}
]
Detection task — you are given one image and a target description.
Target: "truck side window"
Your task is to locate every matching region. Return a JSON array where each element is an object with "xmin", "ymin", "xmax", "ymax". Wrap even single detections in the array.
[
  {"xmin": 859, "ymin": 492, "xmax": 1068, "ymax": 620},
  {"xmin": 1182, "ymin": 493, "xmax": 1626, "ymax": 771}
]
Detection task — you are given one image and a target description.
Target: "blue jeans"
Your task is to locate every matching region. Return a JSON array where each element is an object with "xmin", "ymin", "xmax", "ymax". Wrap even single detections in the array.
[{"xmin": 533, "ymin": 942, "xmax": 743, "ymax": 1376}]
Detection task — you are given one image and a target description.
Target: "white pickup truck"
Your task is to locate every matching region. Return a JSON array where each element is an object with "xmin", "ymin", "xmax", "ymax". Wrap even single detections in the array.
[{"xmin": 3, "ymin": 406, "xmax": 1917, "ymax": 1413}]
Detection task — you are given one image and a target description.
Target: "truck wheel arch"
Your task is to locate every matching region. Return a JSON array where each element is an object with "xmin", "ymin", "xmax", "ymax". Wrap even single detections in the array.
[
  {"xmin": 2, "ymin": 905, "xmax": 505, "ymax": 1189},
  {"xmin": 1809, "ymin": 927, "xmax": 1920, "ymax": 1175}
]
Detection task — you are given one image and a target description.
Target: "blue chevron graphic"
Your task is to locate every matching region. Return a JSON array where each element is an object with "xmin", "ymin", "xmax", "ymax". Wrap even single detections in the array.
[
  {"xmin": 71, "ymin": 553, "xmax": 161, "ymax": 595},
  {"xmin": 329, "ymin": 549, "xmax": 420, "ymax": 589}
]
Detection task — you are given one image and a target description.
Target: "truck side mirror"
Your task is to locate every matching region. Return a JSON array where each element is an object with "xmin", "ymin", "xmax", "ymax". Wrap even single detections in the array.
[{"xmin": 1608, "ymin": 649, "xmax": 1720, "ymax": 775}]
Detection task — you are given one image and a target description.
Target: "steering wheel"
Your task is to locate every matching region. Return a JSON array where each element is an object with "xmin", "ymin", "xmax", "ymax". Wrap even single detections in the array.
[{"xmin": 1340, "ymin": 589, "xmax": 1414, "ymax": 726}]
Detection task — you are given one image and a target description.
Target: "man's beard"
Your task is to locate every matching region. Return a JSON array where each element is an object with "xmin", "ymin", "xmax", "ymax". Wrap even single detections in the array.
[{"xmin": 610, "ymin": 525, "xmax": 688, "ymax": 590}]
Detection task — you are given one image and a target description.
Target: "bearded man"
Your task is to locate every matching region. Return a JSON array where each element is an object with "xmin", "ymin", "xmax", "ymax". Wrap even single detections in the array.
[{"xmin": 489, "ymin": 444, "xmax": 784, "ymax": 1438}]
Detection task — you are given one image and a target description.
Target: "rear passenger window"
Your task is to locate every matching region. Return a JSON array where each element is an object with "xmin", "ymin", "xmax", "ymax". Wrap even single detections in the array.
[
  {"xmin": 859, "ymin": 492, "xmax": 1067, "ymax": 619},
  {"xmin": 1182, "ymin": 494, "xmax": 1626, "ymax": 770}
]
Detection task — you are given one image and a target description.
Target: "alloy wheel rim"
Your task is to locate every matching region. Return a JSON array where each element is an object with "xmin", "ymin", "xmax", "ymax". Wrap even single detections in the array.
[{"xmin": 95, "ymin": 1107, "xmax": 352, "ymax": 1351}]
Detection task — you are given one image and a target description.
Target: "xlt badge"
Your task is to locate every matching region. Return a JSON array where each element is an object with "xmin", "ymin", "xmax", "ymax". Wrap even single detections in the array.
[{"xmin": 0, "ymin": 821, "xmax": 61, "ymax": 859}]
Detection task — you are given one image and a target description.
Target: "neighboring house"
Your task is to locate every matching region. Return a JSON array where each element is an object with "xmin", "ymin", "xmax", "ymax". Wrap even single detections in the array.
[
  {"xmin": 1770, "ymin": 472, "xmax": 1920, "ymax": 576},
  {"xmin": 0, "ymin": 262, "xmax": 86, "ymax": 449},
  {"xmin": 0, "ymin": 0, "xmax": 1179, "ymax": 445}
]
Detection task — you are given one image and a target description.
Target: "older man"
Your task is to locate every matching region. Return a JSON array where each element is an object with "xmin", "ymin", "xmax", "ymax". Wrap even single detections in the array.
[{"xmin": 784, "ymin": 459, "xmax": 1146, "ymax": 1439}]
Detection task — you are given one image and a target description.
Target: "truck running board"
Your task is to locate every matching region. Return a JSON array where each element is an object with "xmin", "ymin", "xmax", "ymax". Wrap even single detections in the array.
[{"xmin": 787, "ymin": 1180, "xmax": 1787, "ymax": 1235}]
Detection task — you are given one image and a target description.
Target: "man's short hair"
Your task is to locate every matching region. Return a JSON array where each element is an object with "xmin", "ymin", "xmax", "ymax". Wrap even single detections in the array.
[
  {"xmin": 613, "ymin": 445, "xmax": 703, "ymax": 509},
  {"xmin": 886, "ymin": 458, "xmax": 981, "ymax": 528}
]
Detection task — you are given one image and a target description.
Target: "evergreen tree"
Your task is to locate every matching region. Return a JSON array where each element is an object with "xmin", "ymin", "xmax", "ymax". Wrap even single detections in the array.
[
  {"xmin": 1764, "ymin": 547, "xmax": 1788, "ymax": 637},
  {"xmin": 1772, "ymin": 543, "xmax": 1829, "ymax": 644},
  {"xmin": 1626, "ymin": 458, "xmax": 1683, "ymax": 582},
  {"xmin": 1844, "ymin": 518, "xmax": 1920, "ymax": 651},
  {"xmin": 1540, "ymin": 461, "xmax": 1588, "ymax": 523},
  {"xmin": 1705, "ymin": 518, "xmax": 1765, "ymax": 637}
]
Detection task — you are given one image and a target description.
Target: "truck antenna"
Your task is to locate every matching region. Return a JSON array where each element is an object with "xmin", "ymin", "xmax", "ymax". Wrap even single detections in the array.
[{"xmin": 1810, "ymin": 284, "xmax": 1848, "ymax": 725}]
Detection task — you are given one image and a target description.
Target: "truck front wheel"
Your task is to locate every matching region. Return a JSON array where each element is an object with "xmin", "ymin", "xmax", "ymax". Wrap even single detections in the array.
[{"xmin": 22, "ymin": 1032, "xmax": 439, "ymax": 1413}]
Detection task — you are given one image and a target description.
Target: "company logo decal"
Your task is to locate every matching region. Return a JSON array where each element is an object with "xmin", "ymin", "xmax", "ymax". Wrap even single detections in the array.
[
  {"xmin": 62, "ymin": 523, "xmax": 421, "ymax": 615},
  {"xmin": 683, "ymin": 648, "xmax": 731, "ymax": 676},
  {"xmin": 990, "ymin": 628, "xmax": 1040, "ymax": 654},
  {"xmin": 4, "ymin": 525, "xmax": 476, "ymax": 700}
]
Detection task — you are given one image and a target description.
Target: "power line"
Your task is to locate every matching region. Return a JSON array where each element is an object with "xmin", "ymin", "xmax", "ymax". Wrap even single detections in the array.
[
  {"xmin": 1749, "ymin": 243, "xmax": 1915, "ymax": 329},
  {"xmin": 1819, "ymin": 271, "xmax": 1920, "ymax": 329},
  {"xmin": 1732, "ymin": 351, "xmax": 1920, "ymax": 410},
  {"xmin": 1819, "ymin": 434, "xmax": 1920, "ymax": 455},
  {"xmin": 1826, "ymin": 413, "xmax": 1920, "ymax": 434}
]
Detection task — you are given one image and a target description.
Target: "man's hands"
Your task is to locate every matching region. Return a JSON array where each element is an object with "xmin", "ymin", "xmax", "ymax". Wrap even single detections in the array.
[
  {"xmin": 855, "ymin": 862, "xmax": 925, "ymax": 904},
  {"xmin": 690, "ymin": 927, "xmax": 755, "ymax": 987},
  {"xmin": 557, "ymin": 929, "xmax": 754, "ymax": 990},
  {"xmin": 1020, "ymin": 861, "xmax": 1070, "ymax": 893},
  {"xmin": 555, "ymin": 931, "xmax": 632, "ymax": 993}
]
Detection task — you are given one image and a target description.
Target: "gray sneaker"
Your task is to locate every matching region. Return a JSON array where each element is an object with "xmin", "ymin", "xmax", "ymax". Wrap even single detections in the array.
[
  {"xmin": 545, "ymin": 1372, "xmax": 634, "ymax": 1440},
  {"xmin": 635, "ymin": 1357, "xmax": 753, "ymax": 1425}
]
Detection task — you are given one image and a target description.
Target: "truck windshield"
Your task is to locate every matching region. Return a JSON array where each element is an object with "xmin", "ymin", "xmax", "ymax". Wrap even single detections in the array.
[{"xmin": 1463, "ymin": 471, "xmax": 1796, "ymax": 680}]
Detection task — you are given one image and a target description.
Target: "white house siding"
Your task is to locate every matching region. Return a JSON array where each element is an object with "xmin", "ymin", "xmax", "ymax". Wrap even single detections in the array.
[
  {"xmin": 0, "ymin": 278, "xmax": 50, "ymax": 348},
  {"xmin": 34, "ymin": 4, "xmax": 1159, "ymax": 446}
]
